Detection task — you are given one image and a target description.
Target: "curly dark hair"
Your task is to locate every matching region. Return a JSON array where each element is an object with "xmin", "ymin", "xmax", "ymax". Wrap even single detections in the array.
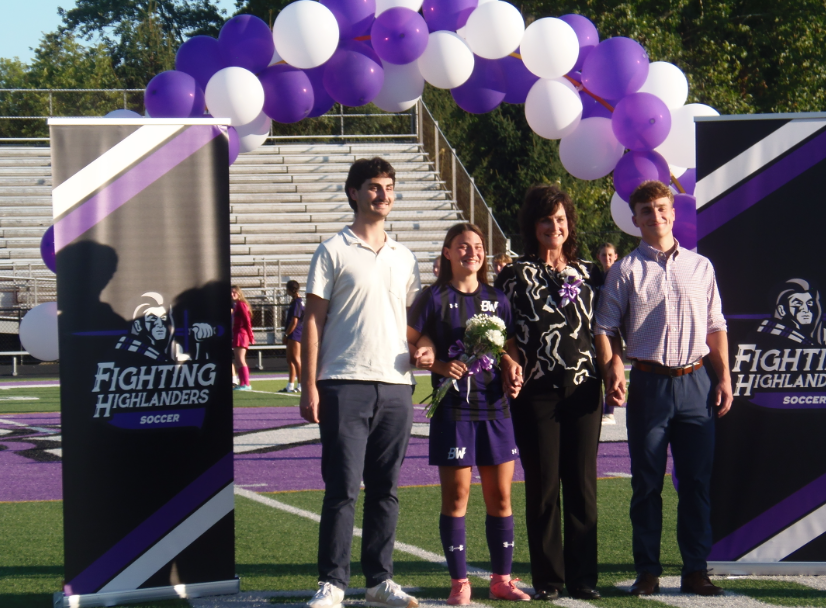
[
  {"xmin": 628, "ymin": 180, "xmax": 673, "ymax": 215},
  {"xmin": 519, "ymin": 184, "xmax": 578, "ymax": 260},
  {"xmin": 344, "ymin": 157, "xmax": 396, "ymax": 213}
]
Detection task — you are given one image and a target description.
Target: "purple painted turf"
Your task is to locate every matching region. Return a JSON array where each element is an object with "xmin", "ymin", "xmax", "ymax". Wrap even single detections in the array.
[{"xmin": 1, "ymin": 407, "xmax": 651, "ymax": 501}]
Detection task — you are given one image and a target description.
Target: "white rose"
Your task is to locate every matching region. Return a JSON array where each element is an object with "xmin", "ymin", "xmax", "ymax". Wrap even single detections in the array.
[{"xmin": 486, "ymin": 329, "xmax": 505, "ymax": 348}]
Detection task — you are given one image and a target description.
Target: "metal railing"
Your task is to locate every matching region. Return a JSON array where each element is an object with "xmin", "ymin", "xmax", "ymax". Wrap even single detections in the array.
[
  {"xmin": 0, "ymin": 271, "xmax": 56, "ymax": 308},
  {"xmin": 417, "ymin": 100, "xmax": 513, "ymax": 257}
]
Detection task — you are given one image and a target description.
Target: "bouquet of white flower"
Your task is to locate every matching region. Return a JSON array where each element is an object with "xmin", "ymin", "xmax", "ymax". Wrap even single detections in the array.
[{"xmin": 423, "ymin": 314, "xmax": 508, "ymax": 418}]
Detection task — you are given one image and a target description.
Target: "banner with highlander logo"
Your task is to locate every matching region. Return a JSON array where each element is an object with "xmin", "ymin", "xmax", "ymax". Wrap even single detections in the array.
[
  {"xmin": 696, "ymin": 114, "xmax": 826, "ymax": 574},
  {"xmin": 50, "ymin": 118, "xmax": 238, "ymax": 604}
]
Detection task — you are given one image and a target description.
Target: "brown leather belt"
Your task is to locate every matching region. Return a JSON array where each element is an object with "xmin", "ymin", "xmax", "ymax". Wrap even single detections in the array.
[{"xmin": 633, "ymin": 359, "xmax": 703, "ymax": 377}]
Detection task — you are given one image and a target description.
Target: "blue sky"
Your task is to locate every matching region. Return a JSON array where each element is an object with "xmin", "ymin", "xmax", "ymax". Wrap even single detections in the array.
[{"xmin": 1, "ymin": 0, "xmax": 238, "ymax": 64}]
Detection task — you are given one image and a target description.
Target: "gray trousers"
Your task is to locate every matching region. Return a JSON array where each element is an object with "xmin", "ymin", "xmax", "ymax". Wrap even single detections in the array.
[{"xmin": 317, "ymin": 380, "xmax": 414, "ymax": 590}]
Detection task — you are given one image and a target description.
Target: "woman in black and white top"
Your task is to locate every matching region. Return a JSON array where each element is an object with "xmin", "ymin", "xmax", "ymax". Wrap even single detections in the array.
[{"xmin": 494, "ymin": 185, "xmax": 604, "ymax": 602}]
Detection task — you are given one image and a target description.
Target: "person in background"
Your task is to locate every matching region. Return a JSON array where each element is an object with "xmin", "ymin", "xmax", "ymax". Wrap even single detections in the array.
[
  {"xmin": 493, "ymin": 253, "xmax": 512, "ymax": 275},
  {"xmin": 595, "ymin": 180, "xmax": 732, "ymax": 597},
  {"xmin": 495, "ymin": 185, "xmax": 604, "ymax": 601},
  {"xmin": 408, "ymin": 223, "xmax": 527, "ymax": 605},
  {"xmin": 597, "ymin": 243, "xmax": 620, "ymax": 425},
  {"xmin": 232, "ymin": 285, "xmax": 255, "ymax": 391},
  {"xmin": 280, "ymin": 280, "xmax": 303, "ymax": 394}
]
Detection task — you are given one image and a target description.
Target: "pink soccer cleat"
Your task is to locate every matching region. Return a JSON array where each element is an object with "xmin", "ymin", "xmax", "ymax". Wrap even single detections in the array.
[
  {"xmin": 447, "ymin": 578, "xmax": 471, "ymax": 605},
  {"xmin": 489, "ymin": 575, "xmax": 531, "ymax": 601}
]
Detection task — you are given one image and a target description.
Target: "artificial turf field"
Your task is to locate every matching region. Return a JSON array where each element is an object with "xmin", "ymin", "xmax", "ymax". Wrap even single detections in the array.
[{"xmin": 1, "ymin": 377, "xmax": 825, "ymax": 608}]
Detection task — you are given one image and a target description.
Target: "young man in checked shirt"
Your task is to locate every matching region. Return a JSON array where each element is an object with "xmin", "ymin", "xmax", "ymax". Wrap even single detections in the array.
[{"xmin": 594, "ymin": 180, "xmax": 733, "ymax": 597}]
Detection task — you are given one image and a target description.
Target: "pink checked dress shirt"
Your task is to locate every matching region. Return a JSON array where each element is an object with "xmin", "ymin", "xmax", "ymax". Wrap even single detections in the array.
[{"xmin": 594, "ymin": 240, "xmax": 727, "ymax": 367}]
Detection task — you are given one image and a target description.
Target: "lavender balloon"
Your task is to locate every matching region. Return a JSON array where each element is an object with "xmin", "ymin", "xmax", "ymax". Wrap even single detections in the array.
[
  {"xmin": 560, "ymin": 14, "xmax": 599, "ymax": 72},
  {"xmin": 305, "ymin": 66, "xmax": 337, "ymax": 117},
  {"xmin": 581, "ymin": 37, "xmax": 649, "ymax": 100},
  {"xmin": 612, "ymin": 92, "xmax": 671, "ymax": 151},
  {"xmin": 451, "ymin": 56, "xmax": 506, "ymax": 114},
  {"xmin": 321, "ymin": 0, "xmax": 377, "ymax": 39},
  {"xmin": 422, "ymin": 0, "xmax": 477, "ymax": 32},
  {"xmin": 501, "ymin": 54, "xmax": 538, "ymax": 104},
  {"xmin": 613, "ymin": 150, "xmax": 670, "ymax": 202},
  {"xmin": 144, "ymin": 71, "xmax": 205, "ymax": 118},
  {"xmin": 260, "ymin": 64, "xmax": 315, "ymax": 123},
  {"xmin": 218, "ymin": 14, "xmax": 274, "ymax": 75},
  {"xmin": 673, "ymin": 193, "xmax": 697, "ymax": 248},
  {"xmin": 40, "ymin": 226, "xmax": 56, "ymax": 273},
  {"xmin": 323, "ymin": 41, "xmax": 384, "ymax": 107},
  {"xmin": 228, "ymin": 126, "xmax": 240, "ymax": 165},
  {"xmin": 175, "ymin": 36, "xmax": 227, "ymax": 92},
  {"xmin": 371, "ymin": 7, "xmax": 429, "ymax": 65}
]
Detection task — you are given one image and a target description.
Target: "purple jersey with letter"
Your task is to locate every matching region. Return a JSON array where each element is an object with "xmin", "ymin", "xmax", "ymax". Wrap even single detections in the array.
[
  {"xmin": 408, "ymin": 283, "xmax": 513, "ymax": 421},
  {"xmin": 285, "ymin": 297, "xmax": 304, "ymax": 342}
]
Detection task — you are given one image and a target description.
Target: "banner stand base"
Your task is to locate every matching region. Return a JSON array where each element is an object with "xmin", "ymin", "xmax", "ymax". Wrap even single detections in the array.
[
  {"xmin": 709, "ymin": 562, "xmax": 826, "ymax": 576},
  {"xmin": 53, "ymin": 578, "xmax": 240, "ymax": 608}
]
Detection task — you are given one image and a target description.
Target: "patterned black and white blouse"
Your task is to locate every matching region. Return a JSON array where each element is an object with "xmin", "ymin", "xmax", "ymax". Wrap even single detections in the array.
[{"xmin": 494, "ymin": 256, "xmax": 604, "ymax": 392}]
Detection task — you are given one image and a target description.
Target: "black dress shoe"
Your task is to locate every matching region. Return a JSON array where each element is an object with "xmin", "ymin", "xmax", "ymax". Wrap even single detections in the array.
[
  {"xmin": 680, "ymin": 570, "xmax": 724, "ymax": 596},
  {"xmin": 629, "ymin": 572, "xmax": 659, "ymax": 596},
  {"xmin": 532, "ymin": 588, "xmax": 560, "ymax": 601},
  {"xmin": 568, "ymin": 586, "xmax": 601, "ymax": 600}
]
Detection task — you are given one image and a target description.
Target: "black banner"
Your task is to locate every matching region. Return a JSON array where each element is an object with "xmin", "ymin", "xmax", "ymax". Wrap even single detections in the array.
[
  {"xmin": 697, "ymin": 114, "xmax": 826, "ymax": 571},
  {"xmin": 50, "ymin": 120, "xmax": 237, "ymax": 601}
]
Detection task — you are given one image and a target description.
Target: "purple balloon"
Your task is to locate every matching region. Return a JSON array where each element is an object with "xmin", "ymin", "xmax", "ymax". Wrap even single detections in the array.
[
  {"xmin": 371, "ymin": 7, "xmax": 429, "ymax": 65},
  {"xmin": 673, "ymin": 193, "xmax": 697, "ymax": 249},
  {"xmin": 218, "ymin": 14, "xmax": 274, "ymax": 74},
  {"xmin": 581, "ymin": 37, "xmax": 649, "ymax": 100},
  {"xmin": 228, "ymin": 127, "xmax": 240, "ymax": 165},
  {"xmin": 422, "ymin": 0, "xmax": 477, "ymax": 32},
  {"xmin": 323, "ymin": 41, "xmax": 384, "ymax": 107},
  {"xmin": 260, "ymin": 65, "xmax": 315, "ymax": 123},
  {"xmin": 560, "ymin": 14, "xmax": 599, "ymax": 72},
  {"xmin": 613, "ymin": 150, "xmax": 670, "ymax": 202},
  {"xmin": 144, "ymin": 71, "xmax": 205, "ymax": 118},
  {"xmin": 40, "ymin": 226, "xmax": 56, "ymax": 273},
  {"xmin": 581, "ymin": 92, "xmax": 615, "ymax": 119},
  {"xmin": 175, "ymin": 36, "xmax": 227, "ymax": 92},
  {"xmin": 501, "ymin": 54, "xmax": 538, "ymax": 104},
  {"xmin": 673, "ymin": 168, "xmax": 696, "ymax": 195},
  {"xmin": 305, "ymin": 66, "xmax": 336, "ymax": 117},
  {"xmin": 612, "ymin": 92, "xmax": 671, "ymax": 151},
  {"xmin": 451, "ymin": 57, "xmax": 506, "ymax": 114},
  {"xmin": 321, "ymin": 0, "xmax": 377, "ymax": 39},
  {"xmin": 673, "ymin": 219, "xmax": 697, "ymax": 250}
]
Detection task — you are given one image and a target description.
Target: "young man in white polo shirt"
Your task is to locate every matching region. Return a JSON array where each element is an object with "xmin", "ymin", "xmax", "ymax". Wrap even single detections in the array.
[{"xmin": 300, "ymin": 158, "xmax": 421, "ymax": 608}]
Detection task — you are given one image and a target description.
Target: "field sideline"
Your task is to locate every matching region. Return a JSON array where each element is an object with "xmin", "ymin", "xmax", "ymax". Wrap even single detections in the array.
[{"xmin": 1, "ymin": 376, "xmax": 825, "ymax": 608}]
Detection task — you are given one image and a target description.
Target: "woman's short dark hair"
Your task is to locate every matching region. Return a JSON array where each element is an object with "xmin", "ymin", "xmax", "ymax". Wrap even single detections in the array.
[
  {"xmin": 519, "ymin": 184, "xmax": 578, "ymax": 260},
  {"xmin": 435, "ymin": 223, "xmax": 489, "ymax": 287},
  {"xmin": 345, "ymin": 157, "xmax": 396, "ymax": 212}
]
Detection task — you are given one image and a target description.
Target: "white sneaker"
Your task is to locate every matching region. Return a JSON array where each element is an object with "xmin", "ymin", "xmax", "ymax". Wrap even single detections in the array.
[
  {"xmin": 307, "ymin": 581, "xmax": 345, "ymax": 608},
  {"xmin": 366, "ymin": 580, "xmax": 419, "ymax": 608},
  {"xmin": 602, "ymin": 414, "xmax": 616, "ymax": 425}
]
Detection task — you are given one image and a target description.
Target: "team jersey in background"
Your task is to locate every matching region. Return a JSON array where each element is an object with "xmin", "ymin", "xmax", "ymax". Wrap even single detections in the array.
[{"xmin": 408, "ymin": 283, "xmax": 513, "ymax": 421}]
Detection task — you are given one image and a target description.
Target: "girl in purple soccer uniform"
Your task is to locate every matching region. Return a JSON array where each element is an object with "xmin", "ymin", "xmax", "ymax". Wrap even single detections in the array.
[{"xmin": 408, "ymin": 223, "xmax": 527, "ymax": 605}]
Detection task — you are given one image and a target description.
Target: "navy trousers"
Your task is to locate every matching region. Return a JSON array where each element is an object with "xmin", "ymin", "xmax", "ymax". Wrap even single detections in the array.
[
  {"xmin": 626, "ymin": 366, "xmax": 715, "ymax": 576},
  {"xmin": 316, "ymin": 381, "xmax": 413, "ymax": 590}
]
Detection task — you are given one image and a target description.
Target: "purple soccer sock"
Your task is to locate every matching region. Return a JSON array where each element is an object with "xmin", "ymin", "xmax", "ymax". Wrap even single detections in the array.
[
  {"xmin": 486, "ymin": 514, "xmax": 514, "ymax": 575},
  {"xmin": 440, "ymin": 514, "xmax": 467, "ymax": 580}
]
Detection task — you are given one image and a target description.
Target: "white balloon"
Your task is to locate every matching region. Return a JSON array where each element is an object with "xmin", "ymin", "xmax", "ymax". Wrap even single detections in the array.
[
  {"xmin": 372, "ymin": 61, "xmax": 425, "ymax": 112},
  {"xmin": 656, "ymin": 103, "xmax": 719, "ymax": 168},
  {"xmin": 417, "ymin": 31, "xmax": 475, "ymax": 90},
  {"xmin": 611, "ymin": 191, "xmax": 641, "ymax": 237},
  {"xmin": 670, "ymin": 165, "xmax": 687, "ymax": 178},
  {"xmin": 520, "ymin": 18, "xmax": 579, "ymax": 80},
  {"xmin": 268, "ymin": 34, "xmax": 284, "ymax": 67},
  {"xmin": 235, "ymin": 111, "xmax": 272, "ymax": 153},
  {"xmin": 105, "ymin": 109, "xmax": 142, "ymax": 118},
  {"xmin": 464, "ymin": 2, "xmax": 525, "ymax": 60},
  {"xmin": 273, "ymin": 1, "xmax": 339, "ymax": 69},
  {"xmin": 376, "ymin": 0, "xmax": 424, "ymax": 15},
  {"xmin": 205, "ymin": 67, "xmax": 265, "ymax": 126},
  {"xmin": 524, "ymin": 78, "xmax": 583, "ymax": 140},
  {"xmin": 20, "ymin": 302, "xmax": 59, "ymax": 362},
  {"xmin": 559, "ymin": 118, "xmax": 625, "ymax": 180},
  {"xmin": 637, "ymin": 61, "xmax": 689, "ymax": 110}
]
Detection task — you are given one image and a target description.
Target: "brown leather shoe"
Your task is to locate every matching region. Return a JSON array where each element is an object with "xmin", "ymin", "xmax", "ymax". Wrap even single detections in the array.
[
  {"xmin": 629, "ymin": 572, "xmax": 659, "ymax": 596},
  {"xmin": 680, "ymin": 570, "xmax": 724, "ymax": 596}
]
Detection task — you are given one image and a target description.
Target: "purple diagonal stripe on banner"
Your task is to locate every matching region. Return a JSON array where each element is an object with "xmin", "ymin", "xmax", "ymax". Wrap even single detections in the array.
[
  {"xmin": 64, "ymin": 452, "xmax": 233, "ymax": 595},
  {"xmin": 698, "ymin": 128, "xmax": 826, "ymax": 239},
  {"xmin": 54, "ymin": 125, "xmax": 223, "ymax": 251},
  {"xmin": 708, "ymin": 470, "xmax": 826, "ymax": 561}
]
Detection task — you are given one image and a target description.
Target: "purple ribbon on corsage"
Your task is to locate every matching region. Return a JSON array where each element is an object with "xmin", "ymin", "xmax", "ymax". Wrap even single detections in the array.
[
  {"xmin": 467, "ymin": 354, "xmax": 494, "ymax": 376},
  {"xmin": 448, "ymin": 340, "xmax": 465, "ymax": 358},
  {"xmin": 559, "ymin": 278, "xmax": 583, "ymax": 307}
]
